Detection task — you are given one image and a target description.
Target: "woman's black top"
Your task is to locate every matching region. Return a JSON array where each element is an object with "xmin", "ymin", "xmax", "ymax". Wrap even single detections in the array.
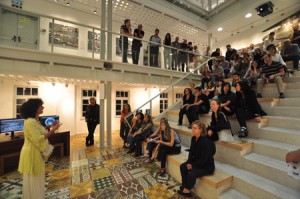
[
  {"xmin": 218, "ymin": 92, "xmax": 236, "ymax": 111},
  {"xmin": 208, "ymin": 110, "xmax": 231, "ymax": 141},
  {"xmin": 236, "ymin": 89, "xmax": 267, "ymax": 116},
  {"xmin": 198, "ymin": 94, "xmax": 210, "ymax": 113},
  {"xmin": 187, "ymin": 136, "xmax": 215, "ymax": 173},
  {"xmin": 182, "ymin": 94, "xmax": 195, "ymax": 105}
]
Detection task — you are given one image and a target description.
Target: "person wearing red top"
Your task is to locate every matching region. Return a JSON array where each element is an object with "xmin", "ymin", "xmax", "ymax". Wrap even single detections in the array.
[{"xmin": 120, "ymin": 104, "xmax": 132, "ymax": 147}]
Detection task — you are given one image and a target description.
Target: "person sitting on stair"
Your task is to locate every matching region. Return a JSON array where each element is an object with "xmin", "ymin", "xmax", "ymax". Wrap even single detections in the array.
[{"xmin": 178, "ymin": 88, "xmax": 195, "ymax": 126}]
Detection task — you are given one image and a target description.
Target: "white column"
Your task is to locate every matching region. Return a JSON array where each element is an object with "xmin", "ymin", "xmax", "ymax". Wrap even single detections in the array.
[
  {"xmin": 106, "ymin": 81, "xmax": 112, "ymax": 146},
  {"xmin": 107, "ymin": 0, "xmax": 112, "ymax": 61},
  {"xmin": 100, "ymin": 0, "xmax": 106, "ymax": 60}
]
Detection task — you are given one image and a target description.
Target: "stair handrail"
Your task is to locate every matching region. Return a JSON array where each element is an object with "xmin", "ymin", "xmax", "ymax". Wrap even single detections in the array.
[{"xmin": 124, "ymin": 57, "xmax": 214, "ymax": 128}]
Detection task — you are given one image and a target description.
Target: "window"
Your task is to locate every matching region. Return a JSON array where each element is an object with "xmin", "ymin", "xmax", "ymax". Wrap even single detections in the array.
[
  {"xmin": 15, "ymin": 86, "xmax": 39, "ymax": 118},
  {"xmin": 159, "ymin": 93, "xmax": 168, "ymax": 113},
  {"xmin": 82, "ymin": 89, "xmax": 97, "ymax": 117},
  {"xmin": 176, "ymin": 93, "xmax": 183, "ymax": 102},
  {"xmin": 116, "ymin": 91, "xmax": 129, "ymax": 116}
]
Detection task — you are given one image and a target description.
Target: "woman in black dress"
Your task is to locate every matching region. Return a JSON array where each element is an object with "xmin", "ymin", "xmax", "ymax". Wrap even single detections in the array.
[
  {"xmin": 178, "ymin": 88, "xmax": 195, "ymax": 126},
  {"xmin": 178, "ymin": 120, "xmax": 216, "ymax": 197},
  {"xmin": 235, "ymin": 79, "xmax": 267, "ymax": 137}
]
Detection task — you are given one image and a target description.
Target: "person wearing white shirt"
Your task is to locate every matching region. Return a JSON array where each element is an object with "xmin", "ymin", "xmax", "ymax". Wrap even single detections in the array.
[
  {"xmin": 267, "ymin": 44, "xmax": 286, "ymax": 66},
  {"xmin": 263, "ymin": 32, "xmax": 277, "ymax": 52}
]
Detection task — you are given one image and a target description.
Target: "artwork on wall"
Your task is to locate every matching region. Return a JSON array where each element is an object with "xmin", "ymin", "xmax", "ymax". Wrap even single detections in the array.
[
  {"xmin": 87, "ymin": 31, "xmax": 100, "ymax": 53},
  {"xmin": 115, "ymin": 37, "xmax": 132, "ymax": 57},
  {"xmin": 49, "ymin": 22, "xmax": 79, "ymax": 49},
  {"xmin": 11, "ymin": 0, "xmax": 22, "ymax": 8}
]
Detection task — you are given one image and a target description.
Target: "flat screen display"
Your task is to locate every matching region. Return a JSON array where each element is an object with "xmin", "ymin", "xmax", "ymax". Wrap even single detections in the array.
[
  {"xmin": 0, "ymin": 118, "xmax": 24, "ymax": 133},
  {"xmin": 39, "ymin": 115, "xmax": 59, "ymax": 127}
]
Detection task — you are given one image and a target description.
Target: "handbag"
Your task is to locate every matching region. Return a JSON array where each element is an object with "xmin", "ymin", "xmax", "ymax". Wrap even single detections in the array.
[
  {"xmin": 218, "ymin": 112, "xmax": 234, "ymax": 142},
  {"xmin": 27, "ymin": 137, "xmax": 54, "ymax": 162}
]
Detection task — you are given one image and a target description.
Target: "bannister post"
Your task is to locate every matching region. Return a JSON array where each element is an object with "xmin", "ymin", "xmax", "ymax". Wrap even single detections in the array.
[
  {"xmin": 148, "ymin": 44, "xmax": 150, "ymax": 67},
  {"xmin": 172, "ymin": 86, "xmax": 175, "ymax": 105}
]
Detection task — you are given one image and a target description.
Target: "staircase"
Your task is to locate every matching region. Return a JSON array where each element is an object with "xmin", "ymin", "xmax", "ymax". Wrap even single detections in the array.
[{"xmin": 153, "ymin": 70, "xmax": 300, "ymax": 198}]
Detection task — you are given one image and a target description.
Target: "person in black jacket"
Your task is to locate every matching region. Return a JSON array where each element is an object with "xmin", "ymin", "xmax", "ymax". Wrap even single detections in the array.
[
  {"xmin": 207, "ymin": 100, "xmax": 234, "ymax": 142},
  {"xmin": 218, "ymin": 82, "xmax": 235, "ymax": 116},
  {"xmin": 178, "ymin": 88, "xmax": 195, "ymax": 126},
  {"xmin": 178, "ymin": 120, "xmax": 216, "ymax": 197},
  {"xmin": 235, "ymin": 79, "xmax": 267, "ymax": 137},
  {"xmin": 85, "ymin": 97, "xmax": 100, "ymax": 146}
]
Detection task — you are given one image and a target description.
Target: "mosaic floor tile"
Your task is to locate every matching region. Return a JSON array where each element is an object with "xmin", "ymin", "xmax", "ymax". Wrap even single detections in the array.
[
  {"xmin": 87, "ymin": 157, "xmax": 104, "ymax": 164},
  {"xmin": 162, "ymin": 178, "xmax": 181, "ymax": 193},
  {"xmin": 45, "ymin": 187, "xmax": 70, "ymax": 199},
  {"xmin": 50, "ymin": 169, "xmax": 71, "ymax": 180},
  {"xmin": 46, "ymin": 176, "xmax": 70, "ymax": 192},
  {"xmin": 71, "ymin": 165, "xmax": 91, "ymax": 185},
  {"xmin": 46, "ymin": 164, "xmax": 55, "ymax": 175},
  {"xmin": 111, "ymin": 169, "xmax": 133, "ymax": 185},
  {"xmin": 93, "ymin": 176, "xmax": 115, "ymax": 191},
  {"xmin": 89, "ymin": 162, "xmax": 106, "ymax": 170},
  {"xmin": 72, "ymin": 159, "xmax": 89, "ymax": 168},
  {"xmin": 107, "ymin": 164, "xmax": 128, "ymax": 173},
  {"xmin": 124, "ymin": 190, "xmax": 149, "ymax": 199},
  {"xmin": 71, "ymin": 192, "xmax": 96, "ymax": 199},
  {"xmin": 53, "ymin": 162, "xmax": 70, "ymax": 171},
  {"xmin": 144, "ymin": 184, "xmax": 173, "ymax": 199},
  {"xmin": 91, "ymin": 168, "xmax": 111, "ymax": 180},
  {"xmin": 119, "ymin": 155, "xmax": 136, "ymax": 163},
  {"xmin": 123, "ymin": 161, "xmax": 143, "ymax": 170},
  {"xmin": 144, "ymin": 163, "xmax": 160, "ymax": 174},
  {"xmin": 136, "ymin": 174, "xmax": 159, "ymax": 189},
  {"xmin": 116, "ymin": 179, "xmax": 143, "ymax": 197},
  {"xmin": 94, "ymin": 186, "xmax": 122, "ymax": 199},
  {"xmin": 86, "ymin": 151, "xmax": 101, "ymax": 159},
  {"xmin": 0, "ymin": 178, "xmax": 22, "ymax": 199},
  {"xmin": 151, "ymin": 171, "xmax": 173, "ymax": 184},
  {"xmin": 103, "ymin": 158, "xmax": 122, "ymax": 168},
  {"xmin": 129, "ymin": 167, "xmax": 149, "ymax": 179},
  {"xmin": 70, "ymin": 181, "xmax": 94, "ymax": 198},
  {"xmin": 0, "ymin": 171, "xmax": 22, "ymax": 181}
]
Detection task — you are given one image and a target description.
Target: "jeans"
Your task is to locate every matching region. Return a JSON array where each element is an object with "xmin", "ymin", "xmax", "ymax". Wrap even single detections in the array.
[
  {"xmin": 132, "ymin": 47, "xmax": 140, "ymax": 65},
  {"xmin": 120, "ymin": 123, "xmax": 130, "ymax": 144},
  {"xmin": 86, "ymin": 122, "xmax": 98, "ymax": 143},
  {"xmin": 150, "ymin": 46, "xmax": 159, "ymax": 67}
]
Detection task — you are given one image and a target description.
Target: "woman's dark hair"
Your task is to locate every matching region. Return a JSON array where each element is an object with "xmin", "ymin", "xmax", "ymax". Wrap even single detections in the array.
[
  {"xmin": 164, "ymin": 33, "xmax": 171, "ymax": 45},
  {"xmin": 183, "ymin": 88, "xmax": 192, "ymax": 96},
  {"xmin": 207, "ymin": 81, "xmax": 215, "ymax": 88},
  {"xmin": 124, "ymin": 19, "xmax": 130, "ymax": 24},
  {"xmin": 136, "ymin": 112, "xmax": 144, "ymax": 121},
  {"xmin": 195, "ymin": 86, "xmax": 203, "ymax": 92},
  {"xmin": 161, "ymin": 120, "xmax": 172, "ymax": 141},
  {"xmin": 251, "ymin": 60, "xmax": 260, "ymax": 70},
  {"xmin": 231, "ymin": 53, "xmax": 239, "ymax": 61},
  {"xmin": 221, "ymin": 82, "xmax": 231, "ymax": 95},
  {"xmin": 237, "ymin": 79, "xmax": 251, "ymax": 92},
  {"xmin": 20, "ymin": 98, "xmax": 43, "ymax": 119}
]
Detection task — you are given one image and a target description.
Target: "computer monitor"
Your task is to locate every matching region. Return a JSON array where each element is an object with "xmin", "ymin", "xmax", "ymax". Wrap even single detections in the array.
[
  {"xmin": 0, "ymin": 118, "xmax": 24, "ymax": 139},
  {"xmin": 39, "ymin": 115, "xmax": 59, "ymax": 127}
]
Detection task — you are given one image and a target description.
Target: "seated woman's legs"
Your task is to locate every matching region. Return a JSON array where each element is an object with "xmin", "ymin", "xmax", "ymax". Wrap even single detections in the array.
[
  {"xmin": 235, "ymin": 108, "xmax": 255, "ymax": 137},
  {"xmin": 187, "ymin": 106, "xmax": 199, "ymax": 126},
  {"xmin": 135, "ymin": 135, "xmax": 143, "ymax": 156},
  {"xmin": 158, "ymin": 145, "xmax": 181, "ymax": 171},
  {"xmin": 178, "ymin": 108, "xmax": 187, "ymax": 125},
  {"xmin": 147, "ymin": 142, "xmax": 157, "ymax": 160}
]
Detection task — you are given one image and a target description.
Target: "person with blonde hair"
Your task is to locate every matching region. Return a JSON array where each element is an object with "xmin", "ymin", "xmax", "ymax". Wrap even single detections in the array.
[{"xmin": 178, "ymin": 120, "xmax": 216, "ymax": 197}]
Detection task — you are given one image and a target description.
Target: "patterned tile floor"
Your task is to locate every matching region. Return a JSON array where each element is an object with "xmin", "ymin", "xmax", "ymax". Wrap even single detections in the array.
[{"xmin": 0, "ymin": 134, "xmax": 200, "ymax": 199}]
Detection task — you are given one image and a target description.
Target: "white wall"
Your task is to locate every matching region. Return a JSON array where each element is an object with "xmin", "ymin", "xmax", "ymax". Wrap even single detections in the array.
[{"xmin": 0, "ymin": 80, "xmax": 14, "ymax": 118}]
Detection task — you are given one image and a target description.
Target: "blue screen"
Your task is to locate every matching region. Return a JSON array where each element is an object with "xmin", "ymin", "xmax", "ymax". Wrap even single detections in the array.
[
  {"xmin": 0, "ymin": 119, "xmax": 24, "ymax": 133},
  {"xmin": 39, "ymin": 115, "xmax": 59, "ymax": 127}
]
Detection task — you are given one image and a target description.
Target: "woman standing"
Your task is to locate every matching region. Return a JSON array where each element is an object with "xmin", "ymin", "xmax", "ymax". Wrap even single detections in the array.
[
  {"xmin": 156, "ymin": 120, "xmax": 181, "ymax": 176},
  {"xmin": 18, "ymin": 98, "xmax": 60, "ymax": 199},
  {"xmin": 207, "ymin": 100, "xmax": 234, "ymax": 142},
  {"xmin": 235, "ymin": 79, "xmax": 267, "ymax": 137},
  {"xmin": 163, "ymin": 33, "xmax": 172, "ymax": 69},
  {"xmin": 178, "ymin": 88, "xmax": 195, "ymax": 126},
  {"xmin": 178, "ymin": 121, "xmax": 215, "ymax": 197},
  {"xmin": 120, "ymin": 104, "xmax": 133, "ymax": 148}
]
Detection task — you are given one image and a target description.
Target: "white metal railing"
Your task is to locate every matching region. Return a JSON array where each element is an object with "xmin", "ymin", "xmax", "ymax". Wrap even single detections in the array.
[{"xmin": 124, "ymin": 57, "xmax": 213, "ymax": 128}]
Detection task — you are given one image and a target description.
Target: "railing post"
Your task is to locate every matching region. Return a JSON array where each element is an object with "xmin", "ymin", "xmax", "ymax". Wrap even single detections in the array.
[
  {"xmin": 148, "ymin": 44, "xmax": 150, "ymax": 67},
  {"xmin": 172, "ymin": 86, "xmax": 175, "ymax": 105},
  {"xmin": 150, "ymin": 101, "xmax": 152, "ymax": 115}
]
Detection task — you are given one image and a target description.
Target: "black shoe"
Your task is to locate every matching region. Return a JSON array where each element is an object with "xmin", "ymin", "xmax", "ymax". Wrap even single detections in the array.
[
  {"xmin": 238, "ymin": 128, "xmax": 248, "ymax": 138},
  {"xmin": 256, "ymin": 93, "xmax": 262, "ymax": 98},
  {"xmin": 90, "ymin": 140, "xmax": 94, "ymax": 146},
  {"xmin": 279, "ymin": 93, "xmax": 285, "ymax": 99},
  {"xmin": 177, "ymin": 190, "xmax": 191, "ymax": 197},
  {"xmin": 85, "ymin": 138, "xmax": 89, "ymax": 146}
]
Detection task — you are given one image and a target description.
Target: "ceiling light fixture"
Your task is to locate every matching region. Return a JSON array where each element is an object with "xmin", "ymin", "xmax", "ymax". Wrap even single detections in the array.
[
  {"xmin": 245, "ymin": 13, "xmax": 252, "ymax": 18},
  {"xmin": 217, "ymin": 27, "xmax": 223, "ymax": 32},
  {"xmin": 94, "ymin": 10, "xmax": 97, "ymax": 14},
  {"xmin": 66, "ymin": 2, "xmax": 70, "ymax": 6}
]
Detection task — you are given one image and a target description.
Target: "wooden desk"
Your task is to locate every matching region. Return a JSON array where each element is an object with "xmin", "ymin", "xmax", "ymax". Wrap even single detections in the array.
[{"xmin": 0, "ymin": 131, "xmax": 70, "ymax": 176}]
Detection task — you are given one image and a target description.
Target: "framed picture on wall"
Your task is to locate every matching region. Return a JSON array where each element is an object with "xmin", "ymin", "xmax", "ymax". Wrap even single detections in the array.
[
  {"xmin": 49, "ymin": 22, "xmax": 79, "ymax": 49},
  {"xmin": 88, "ymin": 31, "xmax": 100, "ymax": 53}
]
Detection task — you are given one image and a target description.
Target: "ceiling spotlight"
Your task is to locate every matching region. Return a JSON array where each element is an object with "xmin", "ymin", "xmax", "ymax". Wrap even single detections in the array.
[
  {"xmin": 66, "ymin": 2, "xmax": 70, "ymax": 6},
  {"xmin": 94, "ymin": 10, "xmax": 97, "ymax": 14},
  {"xmin": 217, "ymin": 27, "xmax": 223, "ymax": 32},
  {"xmin": 245, "ymin": 13, "xmax": 252, "ymax": 18}
]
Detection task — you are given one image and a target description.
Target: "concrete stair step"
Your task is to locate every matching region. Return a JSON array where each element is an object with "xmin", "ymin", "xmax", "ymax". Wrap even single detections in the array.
[
  {"xmin": 284, "ymin": 89, "xmax": 300, "ymax": 98},
  {"xmin": 243, "ymin": 153, "xmax": 300, "ymax": 191},
  {"xmin": 275, "ymin": 98, "xmax": 300, "ymax": 107},
  {"xmin": 268, "ymin": 106, "xmax": 300, "ymax": 117},
  {"xmin": 219, "ymin": 189, "xmax": 250, "ymax": 199},
  {"xmin": 246, "ymin": 138, "xmax": 299, "ymax": 161},
  {"xmin": 252, "ymin": 126, "xmax": 300, "ymax": 146},
  {"xmin": 153, "ymin": 145, "xmax": 234, "ymax": 199},
  {"xmin": 285, "ymin": 76, "xmax": 300, "ymax": 83},
  {"xmin": 216, "ymin": 161, "xmax": 300, "ymax": 199},
  {"xmin": 265, "ymin": 115, "xmax": 300, "ymax": 130},
  {"xmin": 286, "ymin": 82, "xmax": 300, "ymax": 89}
]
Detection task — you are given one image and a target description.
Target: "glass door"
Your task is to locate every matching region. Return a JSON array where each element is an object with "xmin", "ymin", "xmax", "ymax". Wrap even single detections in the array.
[
  {"xmin": 0, "ymin": 7, "xmax": 38, "ymax": 50},
  {"xmin": 0, "ymin": 8, "xmax": 18, "ymax": 47}
]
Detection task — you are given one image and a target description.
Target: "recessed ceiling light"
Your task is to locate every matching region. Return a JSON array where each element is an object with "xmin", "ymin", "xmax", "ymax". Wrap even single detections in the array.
[
  {"xmin": 245, "ymin": 13, "xmax": 252, "ymax": 18},
  {"xmin": 94, "ymin": 10, "xmax": 97, "ymax": 14},
  {"xmin": 217, "ymin": 27, "xmax": 223, "ymax": 31},
  {"xmin": 66, "ymin": 2, "xmax": 70, "ymax": 6}
]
